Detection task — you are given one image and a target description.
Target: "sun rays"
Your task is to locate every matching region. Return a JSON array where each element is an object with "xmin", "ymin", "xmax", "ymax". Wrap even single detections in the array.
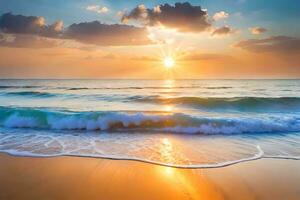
[{"xmin": 163, "ymin": 56, "xmax": 175, "ymax": 68}]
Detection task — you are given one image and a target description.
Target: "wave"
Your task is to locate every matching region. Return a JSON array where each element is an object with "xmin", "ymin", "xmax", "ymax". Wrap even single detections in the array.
[
  {"xmin": 1, "ymin": 90, "xmax": 151, "ymax": 101},
  {"xmin": 135, "ymin": 96, "xmax": 300, "ymax": 111},
  {"xmin": 2, "ymin": 90, "xmax": 300, "ymax": 112},
  {"xmin": 67, "ymin": 86, "xmax": 233, "ymax": 90},
  {"xmin": 5, "ymin": 91, "xmax": 57, "ymax": 98},
  {"xmin": 2, "ymin": 85, "xmax": 222, "ymax": 90},
  {"xmin": 0, "ymin": 106, "xmax": 300, "ymax": 134},
  {"xmin": 0, "ymin": 85, "xmax": 41, "ymax": 89}
]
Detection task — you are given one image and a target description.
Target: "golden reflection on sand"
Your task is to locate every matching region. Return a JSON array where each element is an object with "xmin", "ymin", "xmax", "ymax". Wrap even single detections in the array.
[
  {"xmin": 164, "ymin": 166, "xmax": 174, "ymax": 176},
  {"xmin": 0, "ymin": 154, "xmax": 299, "ymax": 200},
  {"xmin": 156, "ymin": 164, "xmax": 224, "ymax": 200},
  {"xmin": 155, "ymin": 136, "xmax": 228, "ymax": 200}
]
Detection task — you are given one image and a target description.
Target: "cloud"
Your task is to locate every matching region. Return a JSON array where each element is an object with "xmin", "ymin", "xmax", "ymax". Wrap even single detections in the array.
[
  {"xmin": 64, "ymin": 21, "xmax": 151, "ymax": 46},
  {"xmin": 234, "ymin": 35, "xmax": 300, "ymax": 54},
  {"xmin": 180, "ymin": 52, "xmax": 234, "ymax": 61},
  {"xmin": 121, "ymin": 2, "xmax": 211, "ymax": 32},
  {"xmin": 131, "ymin": 55, "xmax": 158, "ymax": 61},
  {"xmin": 86, "ymin": 5, "xmax": 109, "ymax": 14},
  {"xmin": 211, "ymin": 26, "xmax": 234, "ymax": 36},
  {"xmin": 117, "ymin": 11, "xmax": 125, "ymax": 17},
  {"xmin": 249, "ymin": 27, "xmax": 267, "ymax": 35},
  {"xmin": 0, "ymin": 12, "xmax": 63, "ymax": 37},
  {"xmin": 0, "ymin": 13, "xmax": 152, "ymax": 47},
  {"xmin": 0, "ymin": 12, "xmax": 45, "ymax": 34},
  {"xmin": 102, "ymin": 53, "xmax": 116, "ymax": 59},
  {"xmin": 213, "ymin": 11, "xmax": 229, "ymax": 21},
  {"xmin": 0, "ymin": 33, "xmax": 60, "ymax": 48}
]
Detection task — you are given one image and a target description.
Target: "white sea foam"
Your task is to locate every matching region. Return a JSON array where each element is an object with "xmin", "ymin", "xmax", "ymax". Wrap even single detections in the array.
[{"xmin": 0, "ymin": 144, "xmax": 299, "ymax": 168}]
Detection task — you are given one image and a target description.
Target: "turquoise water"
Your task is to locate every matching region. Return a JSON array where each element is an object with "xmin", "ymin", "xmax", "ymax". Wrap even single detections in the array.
[{"xmin": 0, "ymin": 79, "xmax": 299, "ymax": 167}]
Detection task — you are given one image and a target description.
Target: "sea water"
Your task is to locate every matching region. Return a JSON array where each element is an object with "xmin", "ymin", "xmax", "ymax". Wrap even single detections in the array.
[{"xmin": 0, "ymin": 79, "xmax": 299, "ymax": 168}]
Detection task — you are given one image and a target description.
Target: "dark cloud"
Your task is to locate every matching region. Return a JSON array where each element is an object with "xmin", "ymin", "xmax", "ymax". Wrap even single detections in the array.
[
  {"xmin": 211, "ymin": 26, "xmax": 234, "ymax": 36},
  {"xmin": 0, "ymin": 12, "xmax": 45, "ymax": 34},
  {"xmin": 43, "ymin": 20, "xmax": 64, "ymax": 37},
  {"xmin": 64, "ymin": 21, "xmax": 151, "ymax": 46},
  {"xmin": 0, "ymin": 13, "xmax": 151, "ymax": 47},
  {"xmin": 234, "ymin": 36, "xmax": 300, "ymax": 54},
  {"xmin": 0, "ymin": 12, "xmax": 63, "ymax": 37},
  {"xmin": 122, "ymin": 2, "xmax": 211, "ymax": 32}
]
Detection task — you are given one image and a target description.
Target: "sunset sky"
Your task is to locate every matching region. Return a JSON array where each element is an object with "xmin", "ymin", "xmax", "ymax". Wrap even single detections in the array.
[{"xmin": 0, "ymin": 0, "xmax": 299, "ymax": 79}]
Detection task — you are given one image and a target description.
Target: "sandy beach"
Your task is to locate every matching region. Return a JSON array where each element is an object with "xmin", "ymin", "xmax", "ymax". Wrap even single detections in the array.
[{"xmin": 0, "ymin": 154, "xmax": 299, "ymax": 200}]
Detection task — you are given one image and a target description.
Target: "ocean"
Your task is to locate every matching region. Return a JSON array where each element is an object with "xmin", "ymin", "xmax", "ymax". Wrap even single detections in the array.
[{"xmin": 0, "ymin": 79, "xmax": 299, "ymax": 168}]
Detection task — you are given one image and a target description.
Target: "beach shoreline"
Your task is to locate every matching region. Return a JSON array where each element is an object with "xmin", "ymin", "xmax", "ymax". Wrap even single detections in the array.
[{"xmin": 0, "ymin": 153, "xmax": 299, "ymax": 200}]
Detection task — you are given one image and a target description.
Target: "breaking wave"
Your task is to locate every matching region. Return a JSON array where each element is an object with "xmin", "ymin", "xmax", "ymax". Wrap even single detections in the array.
[{"xmin": 0, "ymin": 106, "xmax": 300, "ymax": 134}]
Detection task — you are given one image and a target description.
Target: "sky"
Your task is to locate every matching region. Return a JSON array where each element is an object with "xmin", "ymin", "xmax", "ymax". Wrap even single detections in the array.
[{"xmin": 0, "ymin": 0, "xmax": 299, "ymax": 79}]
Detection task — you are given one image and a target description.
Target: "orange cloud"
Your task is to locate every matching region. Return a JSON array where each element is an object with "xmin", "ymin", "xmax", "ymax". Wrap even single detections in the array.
[
  {"xmin": 211, "ymin": 26, "xmax": 235, "ymax": 36},
  {"xmin": 249, "ymin": 27, "xmax": 267, "ymax": 35},
  {"xmin": 234, "ymin": 35, "xmax": 300, "ymax": 54},
  {"xmin": 213, "ymin": 11, "xmax": 229, "ymax": 21}
]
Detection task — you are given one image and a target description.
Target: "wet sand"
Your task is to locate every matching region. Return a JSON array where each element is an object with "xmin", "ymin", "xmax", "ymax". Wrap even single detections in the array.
[{"xmin": 0, "ymin": 154, "xmax": 299, "ymax": 200}]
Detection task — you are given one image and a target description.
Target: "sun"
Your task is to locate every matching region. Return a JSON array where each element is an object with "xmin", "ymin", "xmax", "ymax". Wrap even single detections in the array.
[{"xmin": 163, "ymin": 57, "xmax": 175, "ymax": 69}]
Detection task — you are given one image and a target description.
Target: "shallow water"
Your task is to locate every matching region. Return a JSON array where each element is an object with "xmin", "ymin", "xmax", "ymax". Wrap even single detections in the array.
[{"xmin": 0, "ymin": 79, "xmax": 299, "ymax": 167}]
